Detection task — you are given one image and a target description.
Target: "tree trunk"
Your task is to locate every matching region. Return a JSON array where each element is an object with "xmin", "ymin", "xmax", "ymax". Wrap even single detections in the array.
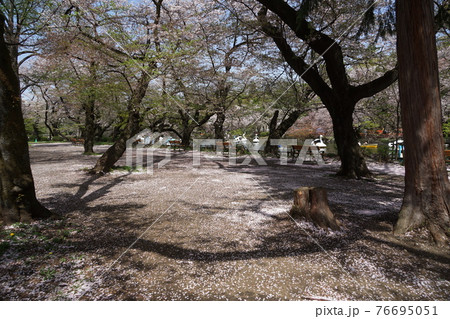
[
  {"xmin": 42, "ymin": 89, "xmax": 54, "ymax": 140},
  {"xmin": 91, "ymin": 72, "xmax": 150, "ymax": 174},
  {"xmin": 265, "ymin": 110, "xmax": 281, "ymax": 154},
  {"xmin": 91, "ymin": 110, "xmax": 141, "ymax": 174},
  {"xmin": 394, "ymin": 0, "xmax": 450, "ymax": 245},
  {"xmin": 32, "ymin": 121, "xmax": 41, "ymax": 141},
  {"xmin": 330, "ymin": 105, "xmax": 371, "ymax": 179},
  {"xmin": 264, "ymin": 109, "xmax": 303, "ymax": 154},
  {"xmin": 94, "ymin": 120, "xmax": 113, "ymax": 141},
  {"xmin": 0, "ymin": 17, "xmax": 52, "ymax": 224},
  {"xmin": 214, "ymin": 111, "xmax": 226, "ymax": 140},
  {"xmin": 290, "ymin": 187, "xmax": 341, "ymax": 231},
  {"xmin": 83, "ymin": 62, "xmax": 97, "ymax": 154},
  {"xmin": 83, "ymin": 98, "xmax": 95, "ymax": 153},
  {"xmin": 44, "ymin": 109, "xmax": 54, "ymax": 140},
  {"xmin": 177, "ymin": 109, "xmax": 213, "ymax": 148},
  {"xmin": 181, "ymin": 127, "xmax": 194, "ymax": 148}
]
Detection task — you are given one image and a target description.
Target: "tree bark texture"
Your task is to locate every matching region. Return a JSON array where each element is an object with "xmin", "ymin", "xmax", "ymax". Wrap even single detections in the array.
[
  {"xmin": 0, "ymin": 14, "xmax": 51, "ymax": 224},
  {"xmin": 395, "ymin": 0, "xmax": 450, "ymax": 245},
  {"xmin": 330, "ymin": 105, "xmax": 371, "ymax": 178},
  {"xmin": 290, "ymin": 187, "xmax": 342, "ymax": 231},
  {"xmin": 83, "ymin": 97, "xmax": 96, "ymax": 154}
]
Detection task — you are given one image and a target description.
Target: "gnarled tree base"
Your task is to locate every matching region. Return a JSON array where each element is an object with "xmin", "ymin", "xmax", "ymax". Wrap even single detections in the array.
[
  {"xmin": 90, "ymin": 137, "xmax": 127, "ymax": 174},
  {"xmin": 336, "ymin": 167, "xmax": 372, "ymax": 180},
  {"xmin": 1, "ymin": 196, "xmax": 54, "ymax": 226},
  {"xmin": 289, "ymin": 187, "xmax": 342, "ymax": 231},
  {"xmin": 394, "ymin": 198, "xmax": 449, "ymax": 247},
  {"xmin": 336, "ymin": 155, "xmax": 373, "ymax": 180}
]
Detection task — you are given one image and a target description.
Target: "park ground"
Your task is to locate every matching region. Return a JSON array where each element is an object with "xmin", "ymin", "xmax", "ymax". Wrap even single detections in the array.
[{"xmin": 0, "ymin": 143, "xmax": 449, "ymax": 300}]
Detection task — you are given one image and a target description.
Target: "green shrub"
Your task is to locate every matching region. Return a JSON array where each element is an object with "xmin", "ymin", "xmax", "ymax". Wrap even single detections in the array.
[
  {"xmin": 52, "ymin": 136, "xmax": 65, "ymax": 142},
  {"xmin": 443, "ymin": 120, "xmax": 450, "ymax": 138},
  {"xmin": 377, "ymin": 139, "xmax": 391, "ymax": 162},
  {"xmin": 361, "ymin": 146, "xmax": 378, "ymax": 158}
]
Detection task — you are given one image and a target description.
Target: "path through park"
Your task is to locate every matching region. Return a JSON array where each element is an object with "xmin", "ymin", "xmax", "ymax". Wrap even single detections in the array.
[{"xmin": 0, "ymin": 144, "xmax": 449, "ymax": 300}]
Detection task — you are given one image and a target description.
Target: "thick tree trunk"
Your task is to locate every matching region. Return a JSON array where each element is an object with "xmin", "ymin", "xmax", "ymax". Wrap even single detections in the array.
[
  {"xmin": 181, "ymin": 127, "xmax": 194, "ymax": 148},
  {"xmin": 395, "ymin": 0, "xmax": 450, "ymax": 245},
  {"xmin": 214, "ymin": 111, "xmax": 226, "ymax": 140},
  {"xmin": 265, "ymin": 110, "xmax": 282, "ymax": 154},
  {"xmin": 330, "ymin": 105, "xmax": 371, "ymax": 179},
  {"xmin": 290, "ymin": 187, "xmax": 341, "ymax": 230},
  {"xmin": 83, "ymin": 98, "xmax": 95, "ymax": 154},
  {"xmin": 0, "ymin": 17, "xmax": 52, "ymax": 224}
]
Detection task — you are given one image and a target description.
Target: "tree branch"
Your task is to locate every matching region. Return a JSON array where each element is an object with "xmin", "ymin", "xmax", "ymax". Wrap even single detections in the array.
[
  {"xmin": 352, "ymin": 67, "xmax": 398, "ymax": 101},
  {"xmin": 256, "ymin": 0, "xmax": 350, "ymax": 91},
  {"xmin": 257, "ymin": 7, "xmax": 333, "ymax": 105}
]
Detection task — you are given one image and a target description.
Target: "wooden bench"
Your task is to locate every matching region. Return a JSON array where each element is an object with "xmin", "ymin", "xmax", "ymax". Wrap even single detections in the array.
[{"xmin": 169, "ymin": 140, "xmax": 183, "ymax": 151}]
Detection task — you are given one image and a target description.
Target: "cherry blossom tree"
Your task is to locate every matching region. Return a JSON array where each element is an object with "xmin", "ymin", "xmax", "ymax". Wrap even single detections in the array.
[{"xmin": 250, "ymin": 0, "xmax": 399, "ymax": 178}]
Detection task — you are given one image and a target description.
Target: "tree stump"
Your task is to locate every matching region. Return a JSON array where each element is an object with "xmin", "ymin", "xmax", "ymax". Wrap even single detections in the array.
[{"xmin": 290, "ymin": 187, "xmax": 342, "ymax": 231}]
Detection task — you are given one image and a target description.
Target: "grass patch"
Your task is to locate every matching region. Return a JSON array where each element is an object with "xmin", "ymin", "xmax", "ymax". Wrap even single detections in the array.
[
  {"xmin": 0, "ymin": 219, "xmax": 79, "ymax": 257},
  {"xmin": 40, "ymin": 267, "xmax": 56, "ymax": 280},
  {"xmin": 111, "ymin": 165, "xmax": 140, "ymax": 172},
  {"xmin": 83, "ymin": 152, "xmax": 102, "ymax": 156}
]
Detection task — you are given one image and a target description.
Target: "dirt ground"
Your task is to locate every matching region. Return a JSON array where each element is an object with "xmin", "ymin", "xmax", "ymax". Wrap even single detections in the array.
[{"xmin": 0, "ymin": 143, "xmax": 449, "ymax": 300}]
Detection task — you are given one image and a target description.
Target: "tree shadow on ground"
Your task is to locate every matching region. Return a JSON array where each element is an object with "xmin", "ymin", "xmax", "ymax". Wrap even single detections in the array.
[
  {"xmin": 41, "ymin": 172, "xmax": 145, "ymax": 218},
  {"xmin": 214, "ymin": 158, "xmax": 404, "ymax": 221},
  {"xmin": 61, "ymin": 191, "xmax": 449, "ymax": 279},
  {"xmin": 25, "ymin": 148, "xmax": 449, "ymax": 300}
]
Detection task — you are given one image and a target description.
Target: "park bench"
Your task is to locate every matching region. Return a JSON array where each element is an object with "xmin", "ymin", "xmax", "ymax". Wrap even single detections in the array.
[
  {"xmin": 215, "ymin": 141, "xmax": 230, "ymax": 155},
  {"xmin": 289, "ymin": 144, "xmax": 323, "ymax": 161},
  {"xmin": 71, "ymin": 138, "xmax": 84, "ymax": 146},
  {"xmin": 169, "ymin": 140, "xmax": 183, "ymax": 151},
  {"xmin": 289, "ymin": 145, "xmax": 302, "ymax": 158}
]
